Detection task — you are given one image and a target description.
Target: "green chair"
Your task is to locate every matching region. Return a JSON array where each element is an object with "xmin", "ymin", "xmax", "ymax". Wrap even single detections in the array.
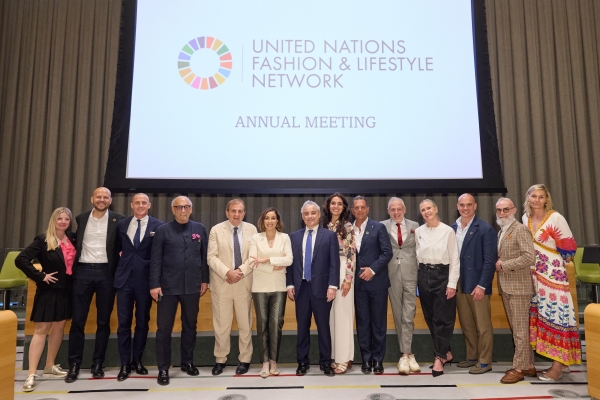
[
  {"xmin": 573, "ymin": 247, "xmax": 600, "ymax": 303},
  {"xmin": 0, "ymin": 251, "xmax": 28, "ymax": 310}
]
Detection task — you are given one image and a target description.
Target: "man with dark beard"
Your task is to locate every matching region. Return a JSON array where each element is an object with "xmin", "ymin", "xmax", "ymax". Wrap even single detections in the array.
[{"xmin": 494, "ymin": 197, "xmax": 536, "ymax": 384}]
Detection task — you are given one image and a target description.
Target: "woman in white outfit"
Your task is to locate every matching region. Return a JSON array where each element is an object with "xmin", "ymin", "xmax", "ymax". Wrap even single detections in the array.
[
  {"xmin": 249, "ymin": 207, "xmax": 293, "ymax": 378},
  {"xmin": 322, "ymin": 193, "xmax": 356, "ymax": 374}
]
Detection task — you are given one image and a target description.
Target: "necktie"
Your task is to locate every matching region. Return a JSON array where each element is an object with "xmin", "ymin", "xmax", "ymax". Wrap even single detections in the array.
[
  {"xmin": 304, "ymin": 229, "xmax": 313, "ymax": 281},
  {"xmin": 133, "ymin": 219, "xmax": 141, "ymax": 249},
  {"xmin": 396, "ymin": 223, "xmax": 403, "ymax": 247},
  {"xmin": 233, "ymin": 227, "xmax": 242, "ymax": 269}
]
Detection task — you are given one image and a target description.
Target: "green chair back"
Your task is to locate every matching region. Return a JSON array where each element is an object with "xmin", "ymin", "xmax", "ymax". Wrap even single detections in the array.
[
  {"xmin": 573, "ymin": 247, "xmax": 600, "ymax": 284},
  {"xmin": 0, "ymin": 251, "xmax": 28, "ymax": 289}
]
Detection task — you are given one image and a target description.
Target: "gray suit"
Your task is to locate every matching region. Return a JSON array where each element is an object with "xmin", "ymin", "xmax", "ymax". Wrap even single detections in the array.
[{"xmin": 381, "ymin": 218, "xmax": 419, "ymax": 354}]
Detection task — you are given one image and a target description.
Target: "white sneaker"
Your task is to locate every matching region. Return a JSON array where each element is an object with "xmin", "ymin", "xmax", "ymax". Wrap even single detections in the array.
[
  {"xmin": 398, "ymin": 355, "xmax": 410, "ymax": 375},
  {"xmin": 408, "ymin": 354, "xmax": 421, "ymax": 372},
  {"xmin": 43, "ymin": 364, "xmax": 68, "ymax": 377},
  {"xmin": 23, "ymin": 374, "xmax": 37, "ymax": 392}
]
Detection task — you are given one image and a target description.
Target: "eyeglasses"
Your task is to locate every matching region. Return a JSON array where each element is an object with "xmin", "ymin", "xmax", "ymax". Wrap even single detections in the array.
[
  {"xmin": 173, "ymin": 205, "xmax": 191, "ymax": 211},
  {"xmin": 495, "ymin": 207, "xmax": 515, "ymax": 214}
]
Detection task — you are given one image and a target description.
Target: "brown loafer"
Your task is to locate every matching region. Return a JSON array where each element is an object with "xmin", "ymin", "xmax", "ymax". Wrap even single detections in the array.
[
  {"xmin": 501, "ymin": 369, "xmax": 524, "ymax": 384},
  {"xmin": 521, "ymin": 367, "xmax": 537, "ymax": 377}
]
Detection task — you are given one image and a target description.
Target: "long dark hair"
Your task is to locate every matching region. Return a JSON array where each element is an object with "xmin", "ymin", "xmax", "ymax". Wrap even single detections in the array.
[{"xmin": 321, "ymin": 193, "xmax": 351, "ymax": 239}]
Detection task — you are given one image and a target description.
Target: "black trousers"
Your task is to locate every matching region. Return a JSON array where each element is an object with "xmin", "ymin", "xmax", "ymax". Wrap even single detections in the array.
[
  {"xmin": 253, "ymin": 291, "xmax": 287, "ymax": 363},
  {"xmin": 417, "ymin": 263, "xmax": 456, "ymax": 359},
  {"xmin": 295, "ymin": 280, "xmax": 332, "ymax": 365},
  {"xmin": 355, "ymin": 287, "xmax": 388, "ymax": 363},
  {"xmin": 156, "ymin": 293, "xmax": 200, "ymax": 371},
  {"xmin": 116, "ymin": 273, "xmax": 153, "ymax": 365},
  {"xmin": 68, "ymin": 263, "xmax": 115, "ymax": 366}
]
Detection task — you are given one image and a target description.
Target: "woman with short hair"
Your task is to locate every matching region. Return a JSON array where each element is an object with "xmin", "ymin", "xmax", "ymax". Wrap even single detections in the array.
[{"xmin": 415, "ymin": 199, "xmax": 460, "ymax": 377}]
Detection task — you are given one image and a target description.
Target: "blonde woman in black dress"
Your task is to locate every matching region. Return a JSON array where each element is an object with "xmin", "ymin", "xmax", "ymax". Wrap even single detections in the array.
[{"xmin": 16, "ymin": 207, "xmax": 76, "ymax": 392}]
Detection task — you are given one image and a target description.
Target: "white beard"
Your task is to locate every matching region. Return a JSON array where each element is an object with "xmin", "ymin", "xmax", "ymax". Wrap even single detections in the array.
[{"xmin": 496, "ymin": 215, "xmax": 515, "ymax": 228}]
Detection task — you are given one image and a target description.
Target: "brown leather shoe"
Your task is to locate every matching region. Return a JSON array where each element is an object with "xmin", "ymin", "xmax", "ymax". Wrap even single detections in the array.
[
  {"xmin": 501, "ymin": 369, "xmax": 524, "ymax": 384},
  {"xmin": 521, "ymin": 367, "xmax": 537, "ymax": 377}
]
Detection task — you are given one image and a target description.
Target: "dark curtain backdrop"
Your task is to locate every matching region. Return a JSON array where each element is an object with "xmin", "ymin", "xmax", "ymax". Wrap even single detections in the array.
[{"xmin": 1, "ymin": 0, "xmax": 599, "ymax": 250}]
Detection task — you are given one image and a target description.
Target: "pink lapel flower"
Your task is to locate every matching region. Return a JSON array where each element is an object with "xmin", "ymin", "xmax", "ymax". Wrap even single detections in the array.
[
  {"xmin": 410, "ymin": 229, "xmax": 415, "ymax": 234},
  {"xmin": 191, "ymin": 233, "xmax": 201, "ymax": 241}
]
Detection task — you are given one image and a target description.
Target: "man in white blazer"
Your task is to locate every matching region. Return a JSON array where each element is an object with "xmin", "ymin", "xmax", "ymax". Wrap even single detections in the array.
[
  {"xmin": 381, "ymin": 197, "xmax": 421, "ymax": 375},
  {"xmin": 207, "ymin": 198, "xmax": 258, "ymax": 375}
]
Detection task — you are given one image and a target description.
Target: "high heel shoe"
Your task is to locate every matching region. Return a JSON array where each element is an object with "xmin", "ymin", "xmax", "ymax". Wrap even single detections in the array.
[
  {"xmin": 429, "ymin": 357, "xmax": 453, "ymax": 369},
  {"xmin": 432, "ymin": 356, "xmax": 449, "ymax": 377}
]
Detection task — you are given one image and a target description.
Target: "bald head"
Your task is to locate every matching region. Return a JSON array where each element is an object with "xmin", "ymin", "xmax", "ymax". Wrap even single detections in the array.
[
  {"xmin": 457, "ymin": 193, "xmax": 477, "ymax": 221},
  {"xmin": 91, "ymin": 187, "xmax": 112, "ymax": 215}
]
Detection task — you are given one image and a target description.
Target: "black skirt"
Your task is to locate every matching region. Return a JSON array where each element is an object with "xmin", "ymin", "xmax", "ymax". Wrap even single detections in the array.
[{"xmin": 30, "ymin": 287, "xmax": 72, "ymax": 322}]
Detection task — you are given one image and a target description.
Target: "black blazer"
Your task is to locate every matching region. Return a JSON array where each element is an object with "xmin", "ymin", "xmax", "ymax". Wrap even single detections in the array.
[
  {"xmin": 114, "ymin": 215, "xmax": 164, "ymax": 289},
  {"xmin": 149, "ymin": 220, "xmax": 209, "ymax": 295},
  {"xmin": 15, "ymin": 232, "xmax": 76, "ymax": 290},
  {"xmin": 74, "ymin": 210, "xmax": 125, "ymax": 276}
]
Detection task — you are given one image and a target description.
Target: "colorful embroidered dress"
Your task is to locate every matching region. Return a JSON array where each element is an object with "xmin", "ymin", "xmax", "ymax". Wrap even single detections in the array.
[{"xmin": 523, "ymin": 211, "xmax": 581, "ymax": 365}]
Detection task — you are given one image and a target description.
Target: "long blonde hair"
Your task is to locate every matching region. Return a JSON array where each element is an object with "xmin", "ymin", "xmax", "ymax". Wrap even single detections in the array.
[
  {"xmin": 46, "ymin": 207, "xmax": 72, "ymax": 251},
  {"xmin": 523, "ymin": 184, "xmax": 554, "ymax": 217}
]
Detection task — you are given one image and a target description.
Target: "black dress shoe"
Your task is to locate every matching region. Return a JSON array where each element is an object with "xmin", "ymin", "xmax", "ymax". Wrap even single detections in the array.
[
  {"xmin": 212, "ymin": 363, "xmax": 226, "ymax": 376},
  {"xmin": 361, "ymin": 360, "xmax": 373, "ymax": 374},
  {"xmin": 91, "ymin": 362, "xmax": 105, "ymax": 378},
  {"xmin": 181, "ymin": 363, "xmax": 199, "ymax": 376},
  {"xmin": 65, "ymin": 364, "xmax": 80, "ymax": 383},
  {"xmin": 236, "ymin": 362, "xmax": 250, "ymax": 375},
  {"xmin": 157, "ymin": 369, "xmax": 170, "ymax": 386},
  {"xmin": 117, "ymin": 365, "xmax": 131, "ymax": 382},
  {"xmin": 321, "ymin": 364, "xmax": 335, "ymax": 376},
  {"xmin": 131, "ymin": 361, "xmax": 148, "ymax": 375},
  {"xmin": 373, "ymin": 361, "xmax": 384, "ymax": 375},
  {"xmin": 296, "ymin": 363, "xmax": 310, "ymax": 376}
]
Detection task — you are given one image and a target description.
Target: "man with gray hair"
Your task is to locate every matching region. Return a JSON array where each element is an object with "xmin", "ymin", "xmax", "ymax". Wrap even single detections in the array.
[
  {"xmin": 287, "ymin": 200, "xmax": 340, "ymax": 376},
  {"xmin": 150, "ymin": 196, "xmax": 209, "ymax": 385},
  {"xmin": 381, "ymin": 197, "xmax": 420, "ymax": 374},
  {"xmin": 494, "ymin": 197, "xmax": 536, "ymax": 384}
]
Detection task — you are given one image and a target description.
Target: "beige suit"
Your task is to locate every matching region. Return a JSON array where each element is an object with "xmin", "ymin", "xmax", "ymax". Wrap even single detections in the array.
[
  {"xmin": 497, "ymin": 219, "xmax": 535, "ymax": 370},
  {"xmin": 207, "ymin": 220, "xmax": 258, "ymax": 364}
]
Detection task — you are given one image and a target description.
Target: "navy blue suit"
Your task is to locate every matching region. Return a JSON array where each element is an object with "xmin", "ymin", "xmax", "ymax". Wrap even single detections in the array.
[
  {"xmin": 286, "ymin": 226, "xmax": 340, "ymax": 365},
  {"xmin": 150, "ymin": 219, "xmax": 209, "ymax": 370},
  {"xmin": 451, "ymin": 215, "xmax": 497, "ymax": 294},
  {"xmin": 354, "ymin": 218, "xmax": 393, "ymax": 363},
  {"xmin": 114, "ymin": 215, "xmax": 164, "ymax": 366},
  {"xmin": 451, "ymin": 215, "xmax": 497, "ymax": 365}
]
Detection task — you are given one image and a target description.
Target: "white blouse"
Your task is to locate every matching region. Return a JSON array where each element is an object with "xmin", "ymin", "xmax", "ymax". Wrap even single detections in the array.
[
  {"xmin": 415, "ymin": 222, "xmax": 460, "ymax": 289},
  {"xmin": 248, "ymin": 232, "xmax": 293, "ymax": 293}
]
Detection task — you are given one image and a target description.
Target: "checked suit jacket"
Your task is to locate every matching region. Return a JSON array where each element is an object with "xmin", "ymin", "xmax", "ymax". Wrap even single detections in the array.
[{"xmin": 497, "ymin": 220, "xmax": 536, "ymax": 295}]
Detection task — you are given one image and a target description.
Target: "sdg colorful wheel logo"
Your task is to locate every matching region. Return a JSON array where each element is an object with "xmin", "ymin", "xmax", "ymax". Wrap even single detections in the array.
[{"xmin": 177, "ymin": 36, "xmax": 232, "ymax": 90}]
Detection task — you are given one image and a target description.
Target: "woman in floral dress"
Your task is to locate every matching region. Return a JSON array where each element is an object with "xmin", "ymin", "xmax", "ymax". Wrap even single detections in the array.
[
  {"xmin": 523, "ymin": 184, "xmax": 581, "ymax": 381},
  {"xmin": 321, "ymin": 192, "xmax": 356, "ymax": 374}
]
